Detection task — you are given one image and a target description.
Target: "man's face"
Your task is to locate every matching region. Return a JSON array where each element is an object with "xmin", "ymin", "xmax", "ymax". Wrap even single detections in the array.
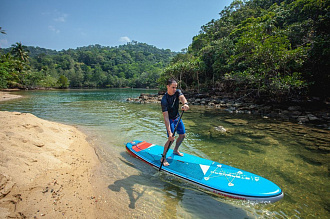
[{"xmin": 167, "ymin": 82, "xmax": 177, "ymax": 95}]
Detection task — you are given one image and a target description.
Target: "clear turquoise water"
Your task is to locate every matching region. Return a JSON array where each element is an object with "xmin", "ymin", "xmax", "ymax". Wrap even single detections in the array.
[{"xmin": 1, "ymin": 89, "xmax": 329, "ymax": 218}]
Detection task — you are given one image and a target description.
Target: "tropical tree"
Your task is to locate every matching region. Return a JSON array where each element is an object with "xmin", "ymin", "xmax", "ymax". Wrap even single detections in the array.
[
  {"xmin": 11, "ymin": 42, "xmax": 29, "ymax": 62},
  {"xmin": 0, "ymin": 27, "xmax": 6, "ymax": 35},
  {"xmin": 9, "ymin": 42, "xmax": 31, "ymax": 87}
]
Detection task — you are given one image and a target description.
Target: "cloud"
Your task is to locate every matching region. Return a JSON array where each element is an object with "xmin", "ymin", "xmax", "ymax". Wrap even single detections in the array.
[
  {"xmin": 48, "ymin": 25, "xmax": 60, "ymax": 34},
  {"xmin": 54, "ymin": 13, "xmax": 68, "ymax": 22},
  {"xmin": 119, "ymin": 36, "xmax": 131, "ymax": 43},
  {"xmin": 42, "ymin": 10, "xmax": 68, "ymax": 22}
]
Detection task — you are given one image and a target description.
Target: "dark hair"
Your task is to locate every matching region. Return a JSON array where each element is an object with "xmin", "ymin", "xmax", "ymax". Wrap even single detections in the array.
[{"xmin": 167, "ymin": 78, "xmax": 177, "ymax": 85}]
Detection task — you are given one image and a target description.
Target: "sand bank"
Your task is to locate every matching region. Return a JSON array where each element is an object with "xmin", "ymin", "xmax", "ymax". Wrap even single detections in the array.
[
  {"xmin": 0, "ymin": 92, "xmax": 22, "ymax": 102},
  {"xmin": 0, "ymin": 111, "xmax": 101, "ymax": 218}
]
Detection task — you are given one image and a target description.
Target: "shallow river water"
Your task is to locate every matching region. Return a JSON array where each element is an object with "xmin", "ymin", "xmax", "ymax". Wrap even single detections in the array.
[{"xmin": 0, "ymin": 89, "xmax": 329, "ymax": 218}]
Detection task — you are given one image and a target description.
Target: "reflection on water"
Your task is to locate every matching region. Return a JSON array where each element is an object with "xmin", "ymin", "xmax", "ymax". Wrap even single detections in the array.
[{"xmin": 1, "ymin": 89, "xmax": 329, "ymax": 218}]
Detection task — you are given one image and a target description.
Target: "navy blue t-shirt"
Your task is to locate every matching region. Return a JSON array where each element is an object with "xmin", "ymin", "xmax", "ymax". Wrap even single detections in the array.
[{"xmin": 161, "ymin": 89, "xmax": 183, "ymax": 120}]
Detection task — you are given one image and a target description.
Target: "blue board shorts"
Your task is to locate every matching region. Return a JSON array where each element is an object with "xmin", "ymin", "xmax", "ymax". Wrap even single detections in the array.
[{"xmin": 168, "ymin": 117, "xmax": 186, "ymax": 135}]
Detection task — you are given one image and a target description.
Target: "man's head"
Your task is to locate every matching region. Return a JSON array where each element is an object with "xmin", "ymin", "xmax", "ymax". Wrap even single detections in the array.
[{"xmin": 167, "ymin": 78, "xmax": 177, "ymax": 95}]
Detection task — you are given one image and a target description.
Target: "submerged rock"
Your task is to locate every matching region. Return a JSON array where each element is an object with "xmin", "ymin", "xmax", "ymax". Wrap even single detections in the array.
[
  {"xmin": 214, "ymin": 126, "xmax": 227, "ymax": 133},
  {"xmin": 224, "ymin": 119, "xmax": 248, "ymax": 126}
]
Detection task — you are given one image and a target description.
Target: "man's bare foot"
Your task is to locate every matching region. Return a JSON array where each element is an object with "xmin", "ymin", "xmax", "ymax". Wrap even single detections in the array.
[
  {"xmin": 173, "ymin": 151, "xmax": 184, "ymax": 156},
  {"xmin": 161, "ymin": 157, "xmax": 170, "ymax": 166}
]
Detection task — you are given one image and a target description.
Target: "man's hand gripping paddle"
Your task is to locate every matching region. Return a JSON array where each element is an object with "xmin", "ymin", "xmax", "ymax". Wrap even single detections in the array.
[{"xmin": 159, "ymin": 110, "xmax": 184, "ymax": 171}]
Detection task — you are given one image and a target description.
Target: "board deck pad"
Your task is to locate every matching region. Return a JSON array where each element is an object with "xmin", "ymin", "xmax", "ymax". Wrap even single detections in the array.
[
  {"xmin": 132, "ymin": 141, "xmax": 153, "ymax": 152},
  {"xmin": 126, "ymin": 140, "xmax": 283, "ymax": 203}
]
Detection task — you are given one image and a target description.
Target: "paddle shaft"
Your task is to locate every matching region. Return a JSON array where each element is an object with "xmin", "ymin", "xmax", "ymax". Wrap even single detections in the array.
[{"xmin": 159, "ymin": 110, "xmax": 184, "ymax": 171}]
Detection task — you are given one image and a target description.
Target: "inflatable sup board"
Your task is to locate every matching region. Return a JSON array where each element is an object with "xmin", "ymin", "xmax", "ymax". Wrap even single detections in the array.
[{"xmin": 126, "ymin": 140, "xmax": 283, "ymax": 203}]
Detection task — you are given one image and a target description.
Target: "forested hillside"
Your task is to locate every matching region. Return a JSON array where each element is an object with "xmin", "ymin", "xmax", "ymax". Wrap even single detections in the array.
[
  {"xmin": 1, "ymin": 0, "xmax": 329, "ymax": 102},
  {"xmin": 162, "ymin": 0, "xmax": 329, "ymax": 100},
  {"xmin": 0, "ymin": 41, "xmax": 177, "ymax": 89}
]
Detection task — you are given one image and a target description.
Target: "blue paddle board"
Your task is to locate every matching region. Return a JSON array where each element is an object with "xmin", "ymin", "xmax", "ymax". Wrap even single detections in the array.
[{"xmin": 126, "ymin": 140, "xmax": 283, "ymax": 203}]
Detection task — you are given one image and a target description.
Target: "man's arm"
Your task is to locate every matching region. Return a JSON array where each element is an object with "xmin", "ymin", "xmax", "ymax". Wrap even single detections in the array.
[{"xmin": 179, "ymin": 94, "xmax": 189, "ymax": 111}]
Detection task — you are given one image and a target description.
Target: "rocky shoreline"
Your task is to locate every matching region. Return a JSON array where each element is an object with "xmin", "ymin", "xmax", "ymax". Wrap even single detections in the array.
[{"xmin": 127, "ymin": 92, "xmax": 330, "ymax": 130}]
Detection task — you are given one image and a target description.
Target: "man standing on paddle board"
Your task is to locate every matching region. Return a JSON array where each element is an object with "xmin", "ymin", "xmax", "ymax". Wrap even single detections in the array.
[{"xmin": 160, "ymin": 78, "xmax": 189, "ymax": 166}]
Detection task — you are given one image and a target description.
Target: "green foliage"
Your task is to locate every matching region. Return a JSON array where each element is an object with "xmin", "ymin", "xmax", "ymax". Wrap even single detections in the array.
[
  {"xmin": 0, "ymin": 55, "xmax": 14, "ymax": 88},
  {"xmin": 0, "ymin": 27, "xmax": 6, "ymax": 35},
  {"xmin": 58, "ymin": 75, "xmax": 69, "ymax": 88},
  {"xmin": 0, "ymin": 41, "xmax": 177, "ymax": 89},
  {"xmin": 1, "ymin": 0, "xmax": 328, "ymax": 99},
  {"xmin": 11, "ymin": 42, "xmax": 29, "ymax": 62},
  {"xmin": 37, "ymin": 75, "xmax": 58, "ymax": 88},
  {"xmin": 162, "ymin": 0, "xmax": 329, "ymax": 100},
  {"xmin": 228, "ymin": 11, "xmax": 308, "ymax": 95},
  {"xmin": 0, "ymin": 44, "xmax": 30, "ymax": 88}
]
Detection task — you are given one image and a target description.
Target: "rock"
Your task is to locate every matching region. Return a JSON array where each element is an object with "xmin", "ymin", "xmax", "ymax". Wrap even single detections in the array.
[
  {"xmin": 224, "ymin": 119, "xmax": 248, "ymax": 125},
  {"xmin": 288, "ymin": 106, "xmax": 302, "ymax": 111},
  {"xmin": 297, "ymin": 116, "xmax": 309, "ymax": 123},
  {"xmin": 226, "ymin": 102, "xmax": 234, "ymax": 107},
  {"xmin": 307, "ymin": 114, "xmax": 319, "ymax": 121},
  {"xmin": 292, "ymin": 111, "xmax": 302, "ymax": 116},
  {"xmin": 318, "ymin": 146, "xmax": 330, "ymax": 153},
  {"xmin": 263, "ymin": 106, "xmax": 272, "ymax": 111},
  {"xmin": 214, "ymin": 126, "xmax": 227, "ymax": 133},
  {"xmin": 126, "ymin": 92, "xmax": 330, "ymax": 130},
  {"xmin": 249, "ymin": 104, "xmax": 258, "ymax": 109}
]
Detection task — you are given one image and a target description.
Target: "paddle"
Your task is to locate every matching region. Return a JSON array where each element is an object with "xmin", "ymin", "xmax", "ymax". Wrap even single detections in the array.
[{"xmin": 159, "ymin": 110, "xmax": 184, "ymax": 171}]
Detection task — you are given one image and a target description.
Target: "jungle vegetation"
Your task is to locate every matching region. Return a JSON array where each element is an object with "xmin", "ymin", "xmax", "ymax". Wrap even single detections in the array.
[
  {"xmin": 1, "ymin": 0, "xmax": 329, "ymax": 101},
  {"xmin": 161, "ymin": 0, "xmax": 329, "ymax": 100},
  {"xmin": 0, "ymin": 41, "xmax": 176, "ymax": 89}
]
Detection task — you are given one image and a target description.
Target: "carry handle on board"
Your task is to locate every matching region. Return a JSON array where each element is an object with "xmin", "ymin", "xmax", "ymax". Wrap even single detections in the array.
[{"xmin": 159, "ymin": 110, "xmax": 185, "ymax": 171}]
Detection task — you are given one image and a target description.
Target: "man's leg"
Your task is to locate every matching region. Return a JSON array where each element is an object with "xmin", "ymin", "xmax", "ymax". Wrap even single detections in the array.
[
  {"xmin": 161, "ymin": 139, "xmax": 172, "ymax": 166},
  {"xmin": 173, "ymin": 133, "xmax": 185, "ymax": 156}
]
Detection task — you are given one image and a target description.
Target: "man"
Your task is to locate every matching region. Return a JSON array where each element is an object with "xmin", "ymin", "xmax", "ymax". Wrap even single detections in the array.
[{"xmin": 160, "ymin": 78, "xmax": 189, "ymax": 166}]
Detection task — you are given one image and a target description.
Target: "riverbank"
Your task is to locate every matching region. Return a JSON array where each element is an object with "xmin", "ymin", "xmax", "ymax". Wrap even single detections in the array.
[
  {"xmin": 127, "ymin": 92, "xmax": 330, "ymax": 130},
  {"xmin": 0, "ymin": 111, "xmax": 102, "ymax": 218}
]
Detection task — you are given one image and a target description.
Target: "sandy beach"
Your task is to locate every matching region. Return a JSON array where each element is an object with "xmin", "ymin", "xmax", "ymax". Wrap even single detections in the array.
[{"xmin": 0, "ymin": 92, "xmax": 104, "ymax": 218}]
